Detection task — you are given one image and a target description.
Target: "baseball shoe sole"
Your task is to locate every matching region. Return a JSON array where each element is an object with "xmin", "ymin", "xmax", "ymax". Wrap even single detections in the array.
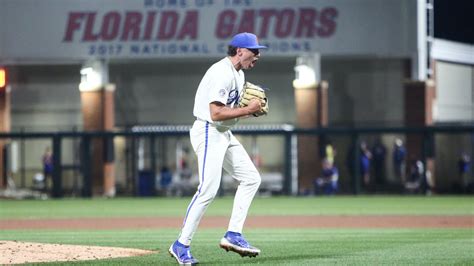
[{"xmin": 219, "ymin": 237, "xmax": 260, "ymax": 257}]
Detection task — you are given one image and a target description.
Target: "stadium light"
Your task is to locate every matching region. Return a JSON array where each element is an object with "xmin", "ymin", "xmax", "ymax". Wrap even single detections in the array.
[
  {"xmin": 79, "ymin": 60, "xmax": 108, "ymax": 92},
  {"xmin": 0, "ymin": 67, "xmax": 6, "ymax": 90},
  {"xmin": 293, "ymin": 64, "xmax": 316, "ymax": 88},
  {"xmin": 292, "ymin": 54, "xmax": 319, "ymax": 90}
]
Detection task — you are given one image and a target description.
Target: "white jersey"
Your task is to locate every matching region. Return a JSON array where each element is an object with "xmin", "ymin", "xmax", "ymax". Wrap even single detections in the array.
[{"xmin": 193, "ymin": 57, "xmax": 245, "ymax": 130}]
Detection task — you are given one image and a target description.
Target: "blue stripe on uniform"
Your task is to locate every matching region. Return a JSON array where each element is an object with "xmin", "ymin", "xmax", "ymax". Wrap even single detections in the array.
[{"xmin": 182, "ymin": 121, "xmax": 209, "ymax": 227}]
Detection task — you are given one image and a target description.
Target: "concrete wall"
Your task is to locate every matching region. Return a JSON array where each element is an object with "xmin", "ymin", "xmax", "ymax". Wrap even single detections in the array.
[
  {"xmin": 10, "ymin": 65, "xmax": 82, "ymax": 131},
  {"xmin": 109, "ymin": 58, "xmax": 298, "ymax": 126},
  {"xmin": 107, "ymin": 57, "xmax": 407, "ymax": 127},
  {"xmin": 324, "ymin": 58, "xmax": 406, "ymax": 126},
  {"xmin": 435, "ymin": 61, "xmax": 474, "ymax": 122}
]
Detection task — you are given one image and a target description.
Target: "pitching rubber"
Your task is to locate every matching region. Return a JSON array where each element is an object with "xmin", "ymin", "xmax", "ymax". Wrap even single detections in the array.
[{"xmin": 219, "ymin": 237, "xmax": 260, "ymax": 258}]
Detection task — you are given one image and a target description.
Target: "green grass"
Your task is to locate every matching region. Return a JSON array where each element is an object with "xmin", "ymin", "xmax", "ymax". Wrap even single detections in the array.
[
  {"xmin": 1, "ymin": 228, "xmax": 472, "ymax": 265},
  {"xmin": 1, "ymin": 196, "xmax": 473, "ymax": 265},
  {"xmin": 1, "ymin": 196, "xmax": 473, "ymax": 219}
]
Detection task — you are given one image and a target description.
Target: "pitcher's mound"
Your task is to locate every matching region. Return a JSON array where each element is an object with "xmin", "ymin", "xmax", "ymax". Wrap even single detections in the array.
[{"xmin": 0, "ymin": 240, "xmax": 156, "ymax": 264}]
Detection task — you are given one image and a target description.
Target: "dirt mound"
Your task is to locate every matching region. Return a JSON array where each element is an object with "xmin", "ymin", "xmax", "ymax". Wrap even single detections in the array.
[{"xmin": 0, "ymin": 240, "xmax": 156, "ymax": 264}]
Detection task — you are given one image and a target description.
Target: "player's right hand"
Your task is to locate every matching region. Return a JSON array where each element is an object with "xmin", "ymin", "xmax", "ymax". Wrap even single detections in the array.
[{"xmin": 247, "ymin": 98, "xmax": 262, "ymax": 114}]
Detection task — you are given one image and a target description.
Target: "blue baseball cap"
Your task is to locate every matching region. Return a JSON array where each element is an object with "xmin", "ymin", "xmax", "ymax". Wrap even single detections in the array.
[{"xmin": 229, "ymin": 32, "xmax": 267, "ymax": 49}]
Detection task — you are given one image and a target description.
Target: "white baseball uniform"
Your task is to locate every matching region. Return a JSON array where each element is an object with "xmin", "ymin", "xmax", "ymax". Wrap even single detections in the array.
[{"xmin": 177, "ymin": 57, "xmax": 261, "ymax": 246}]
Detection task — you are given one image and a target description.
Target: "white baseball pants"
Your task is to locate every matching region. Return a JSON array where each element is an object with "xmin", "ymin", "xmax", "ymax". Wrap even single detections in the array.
[{"xmin": 178, "ymin": 120, "xmax": 261, "ymax": 246}]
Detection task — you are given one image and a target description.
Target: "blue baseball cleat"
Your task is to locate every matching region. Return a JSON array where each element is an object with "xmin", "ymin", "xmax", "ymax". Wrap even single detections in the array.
[
  {"xmin": 168, "ymin": 240, "xmax": 199, "ymax": 265},
  {"xmin": 219, "ymin": 231, "xmax": 261, "ymax": 257}
]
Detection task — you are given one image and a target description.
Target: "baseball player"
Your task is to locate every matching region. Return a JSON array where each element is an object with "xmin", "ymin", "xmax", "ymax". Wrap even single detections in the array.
[{"xmin": 169, "ymin": 32, "xmax": 267, "ymax": 265}]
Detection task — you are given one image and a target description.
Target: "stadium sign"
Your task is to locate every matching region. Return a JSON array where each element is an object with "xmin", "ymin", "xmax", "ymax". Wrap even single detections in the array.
[{"xmin": 0, "ymin": 0, "xmax": 415, "ymax": 62}]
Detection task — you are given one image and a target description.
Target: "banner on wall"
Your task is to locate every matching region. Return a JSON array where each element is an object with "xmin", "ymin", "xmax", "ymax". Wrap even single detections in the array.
[{"xmin": 0, "ymin": 0, "xmax": 416, "ymax": 62}]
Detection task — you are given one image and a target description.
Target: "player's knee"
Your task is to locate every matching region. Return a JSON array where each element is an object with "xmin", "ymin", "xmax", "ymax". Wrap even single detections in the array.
[
  {"xmin": 247, "ymin": 172, "xmax": 261, "ymax": 188},
  {"xmin": 208, "ymin": 191, "xmax": 218, "ymax": 201},
  {"xmin": 200, "ymin": 190, "xmax": 218, "ymax": 204},
  {"xmin": 256, "ymin": 174, "xmax": 262, "ymax": 186}
]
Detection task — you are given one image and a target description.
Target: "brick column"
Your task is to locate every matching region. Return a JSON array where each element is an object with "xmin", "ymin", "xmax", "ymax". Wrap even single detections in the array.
[
  {"xmin": 0, "ymin": 86, "xmax": 10, "ymax": 188},
  {"xmin": 81, "ymin": 84, "xmax": 115, "ymax": 196},
  {"xmin": 294, "ymin": 81, "xmax": 328, "ymax": 194}
]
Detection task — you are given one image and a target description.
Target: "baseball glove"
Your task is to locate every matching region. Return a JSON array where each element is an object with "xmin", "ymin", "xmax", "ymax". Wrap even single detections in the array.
[{"xmin": 238, "ymin": 82, "xmax": 269, "ymax": 117}]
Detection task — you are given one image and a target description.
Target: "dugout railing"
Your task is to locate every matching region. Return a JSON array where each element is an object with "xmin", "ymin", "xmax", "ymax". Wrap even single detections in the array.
[{"xmin": 0, "ymin": 124, "xmax": 473, "ymax": 198}]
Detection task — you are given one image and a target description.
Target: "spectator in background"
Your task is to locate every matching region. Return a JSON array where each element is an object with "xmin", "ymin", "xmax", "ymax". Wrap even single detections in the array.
[
  {"xmin": 405, "ymin": 159, "xmax": 424, "ymax": 194},
  {"xmin": 360, "ymin": 141, "xmax": 372, "ymax": 187},
  {"xmin": 458, "ymin": 153, "xmax": 472, "ymax": 192},
  {"xmin": 179, "ymin": 147, "xmax": 193, "ymax": 181},
  {"xmin": 405, "ymin": 159, "xmax": 435, "ymax": 195},
  {"xmin": 42, "ymin": 147, "xmax": 53, "ymax": 192},
  {"xmin": 159, "ymin": 166, "xmax": 173, "ymax": 196},
  {"xmin": 393, "ymin": 138, "xmax": 407, "ymax": 183},
  {"xmin": 371, "ymin": 139, "xmax": 387, "ymax": 185},
  {"xmin": 314, "ymin": 159, "xmax": 339, "ymax": 195},
  {"xmin": 324, "ymin": 141, "xmax": 336, "ymax": 165},
  {"xmin": 170, "ymin": 147, "xmax": 195, "ymax": 197}
]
